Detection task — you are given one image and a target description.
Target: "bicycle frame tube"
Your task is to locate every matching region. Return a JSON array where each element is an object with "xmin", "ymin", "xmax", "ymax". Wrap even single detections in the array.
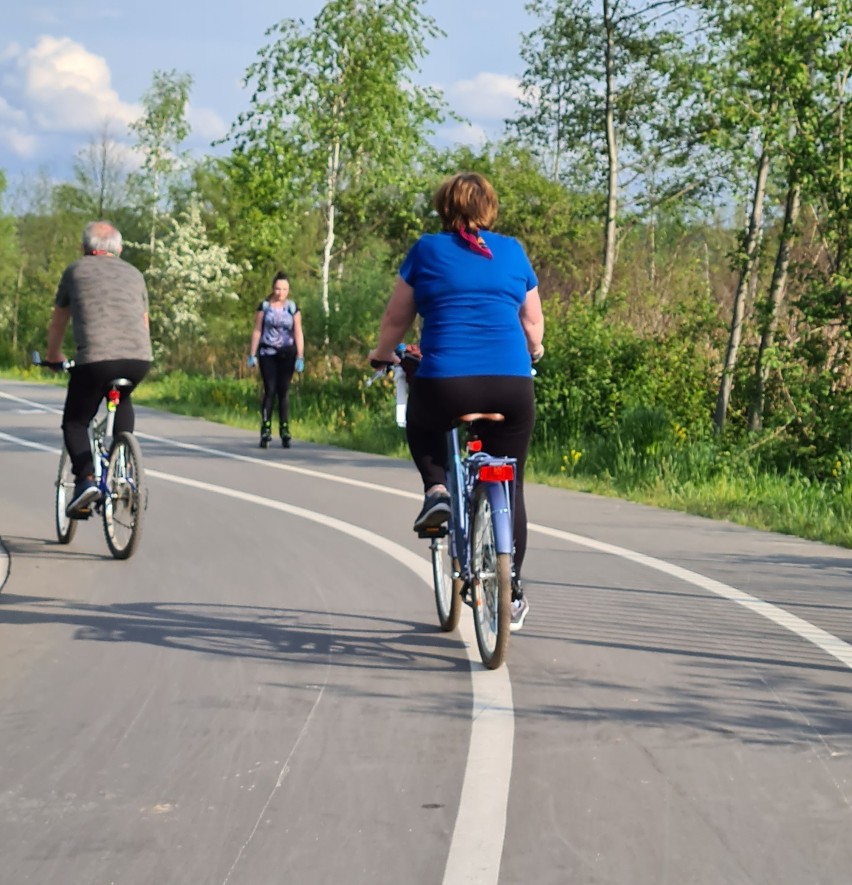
[
  {"xmin": 90, "ymin": 416, "xmax": 109, "ymax": 493},
  {"xmin": 446, "ymin": 427, "xmax": 468, "ymax": 571}
]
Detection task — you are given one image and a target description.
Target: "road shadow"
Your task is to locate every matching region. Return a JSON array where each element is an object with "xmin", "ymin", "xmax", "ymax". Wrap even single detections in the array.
[
  {"xmin": 1, "ymin": 533, "xmax": 107, "ymax": 562},
  {"xmin": 0, "ymin": 593, "xmax": 468, "ymax": 675}
]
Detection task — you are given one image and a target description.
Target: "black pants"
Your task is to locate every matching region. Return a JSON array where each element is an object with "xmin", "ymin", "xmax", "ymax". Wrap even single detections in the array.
[
  {"xmin": 62, "ymin": 359, "xmax": 151, "ymax": 480},
  {"xmin": 406, "ymin": 375, "xmax": 536, "ymax": 574},
  {"xmin": 259, "ymin": 350, "xmax": 296, "ymax": 430}
]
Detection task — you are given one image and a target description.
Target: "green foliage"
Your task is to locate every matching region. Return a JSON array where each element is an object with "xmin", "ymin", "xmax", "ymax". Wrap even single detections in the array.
[
  {"xmin": 532, "ymin": 297, "xmax": 718, "ymax": 454},
  {"xmin": 144, "ymin": 202, "xmax": 249, "ymax": 372},
  {"xmin": 224, "ymin": 0, "xmax": 449, "ymax": 317}
]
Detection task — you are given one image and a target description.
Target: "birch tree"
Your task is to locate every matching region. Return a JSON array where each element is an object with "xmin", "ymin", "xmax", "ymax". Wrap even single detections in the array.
[
  {"xmin": 227, "ymin": 0, "xmax": 447, "ymax": 338},
  {"xmin": 129, "ymin": 70, "xmax": 193, "ymax": 265},
  {"xmin": 693, "ymin": 0, "xmax": 847, "ymax": 431},
  {"xmin": 512, "ymin": 0, "xmax": 686, "ymax": 304}
]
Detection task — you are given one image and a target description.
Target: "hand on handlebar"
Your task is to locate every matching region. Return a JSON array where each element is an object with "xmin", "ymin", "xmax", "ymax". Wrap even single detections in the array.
[
  {"xmin": 33, "ymin": 350, "xmax": 72, "ymax": 371},
  {"xmin": 367, "ymin": 347, "xmax": 400, "ymax": 370}
]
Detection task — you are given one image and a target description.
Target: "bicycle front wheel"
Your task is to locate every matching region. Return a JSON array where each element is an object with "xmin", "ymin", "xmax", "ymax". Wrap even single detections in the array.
[
  {"xmin": 55, "ymin": 448, "xmax": 78, "ymax": 545},
  {"xmin": 470, "ymin": 484, "xmax": 512, "ymax": 669},
  {"xmin": 431, "ymin": 537, "xmax": 462, "ymax": 632},
  {"xmin": 102, "ymin": 432, "xmax": 146, "ymax": 560}
]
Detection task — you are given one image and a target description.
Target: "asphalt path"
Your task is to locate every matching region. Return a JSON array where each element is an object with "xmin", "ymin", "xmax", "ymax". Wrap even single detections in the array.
[{"xmin": 2, "ymin": 378, "xmax": 852, "ymax": 885}]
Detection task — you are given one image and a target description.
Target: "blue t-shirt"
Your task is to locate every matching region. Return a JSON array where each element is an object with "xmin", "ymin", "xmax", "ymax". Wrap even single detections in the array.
[{"xmin": 399, "ymin": 230, "xmax": 538, "ymax": 378}]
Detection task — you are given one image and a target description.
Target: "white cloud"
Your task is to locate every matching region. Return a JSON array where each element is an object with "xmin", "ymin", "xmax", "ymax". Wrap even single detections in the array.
[
  {"xmin": 16, "ymin": 36, "xmax": 140, "ymax": 131},
  {"xmin": 0, "ymin": 36, "xmax": 140, "ymax": 158},
  {"xmin": 0, "ymin": 127, "xmax": 40, "ymax": 158},
  {"xmin": 0, "ymin": 96, "xmax": 40, "ymax": 156},
  {"xmin": 0, "ymin": 35, "xmax": 225, "ymax": 164},
  {"xmin": 187, "ymin": 105, "xmax": 227, "ymax": 142},
  {"xmin": 447, "ymin": 72, "xmax": 522, "ymax": 122}
]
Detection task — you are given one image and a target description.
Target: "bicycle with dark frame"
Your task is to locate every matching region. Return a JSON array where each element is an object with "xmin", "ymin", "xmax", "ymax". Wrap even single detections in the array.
[{"xmin": 35, "ymin": 352, "xmax": 147, "ymax": 560}]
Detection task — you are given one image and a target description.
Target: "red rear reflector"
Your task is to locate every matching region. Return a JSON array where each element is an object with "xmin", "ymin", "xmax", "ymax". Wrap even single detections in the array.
[
  {"xmin": 108, "ymin": 390, "xmax": 120, "ymax": 405},
  {"xmin": 467, "ymin": 439, "xmax": 482, "ymax": 452},
  {"xmin": 478, "ymin": 464, "xmax": 514, "ymax": 482}
]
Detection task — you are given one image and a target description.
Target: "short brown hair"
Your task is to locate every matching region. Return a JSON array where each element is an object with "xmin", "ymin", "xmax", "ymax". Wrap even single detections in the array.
[{"xmin": 433, "ymin": 172, "xmax": 498, "ymax": 232}]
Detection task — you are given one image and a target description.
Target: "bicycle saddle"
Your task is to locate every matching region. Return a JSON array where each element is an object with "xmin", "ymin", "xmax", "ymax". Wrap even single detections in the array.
[{"xmin": 106, "ymin": 377, "xmax": 135, "ymax": 390}]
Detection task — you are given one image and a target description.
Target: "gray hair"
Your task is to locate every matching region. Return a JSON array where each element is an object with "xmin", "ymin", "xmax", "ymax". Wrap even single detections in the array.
[{"xmin": 82, "ymin": 220, "xmax": 122, "ymax": 255}]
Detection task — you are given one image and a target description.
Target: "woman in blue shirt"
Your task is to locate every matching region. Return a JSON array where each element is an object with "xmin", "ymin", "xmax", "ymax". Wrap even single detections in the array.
[{"xmin": 369, "ymin": 172, "xmax": 544, "ymax": 629}]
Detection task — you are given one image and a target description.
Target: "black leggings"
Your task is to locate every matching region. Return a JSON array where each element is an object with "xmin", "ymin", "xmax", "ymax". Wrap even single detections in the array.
[
  {"xmin": 62, "ymin": 359, "xmax": 151, "ymax": 480},
  {"xmin": 259, "ymin": 350, "xmax": 296, "ymax": 428},
  {"xmin": 406, "ymin": 375, "xmax": 536, "ymax": 575}
]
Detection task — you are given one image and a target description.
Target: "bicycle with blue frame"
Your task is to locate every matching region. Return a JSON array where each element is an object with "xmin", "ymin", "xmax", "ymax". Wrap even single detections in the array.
[
  {"xmin": 371, "ymin": 347, "xmax": 518, "ymax": 669},
  {"xmin": 34, "ymin": 352, "xmax": 147, "ymax": 560}
]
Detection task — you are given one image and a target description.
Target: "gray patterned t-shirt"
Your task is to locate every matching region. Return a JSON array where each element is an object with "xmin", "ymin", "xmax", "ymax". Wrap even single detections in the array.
[{"xmin": 55, "ymin": 255, "xmax": 153, "ymax": 365}]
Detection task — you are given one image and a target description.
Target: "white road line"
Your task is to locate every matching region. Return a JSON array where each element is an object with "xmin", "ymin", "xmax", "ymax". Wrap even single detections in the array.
[
  {"xmin": 529, "ymin": 525, "xmax": 852, "ymax": 670},
  {"xmin": 0, "ymin": 423, "xmax": 512, "ymax": 885}
]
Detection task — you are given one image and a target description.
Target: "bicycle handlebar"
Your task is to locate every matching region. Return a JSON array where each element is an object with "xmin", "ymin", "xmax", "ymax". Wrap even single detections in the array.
[{"xmin": 33, "ymin": 351, "xmax": 74, "ymax": 372}]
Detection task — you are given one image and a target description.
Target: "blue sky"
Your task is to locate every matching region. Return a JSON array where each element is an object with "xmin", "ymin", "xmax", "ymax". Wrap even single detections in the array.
[{"xmin": 0, "ymin": 1, "xmax": 536, "ymax": 189}]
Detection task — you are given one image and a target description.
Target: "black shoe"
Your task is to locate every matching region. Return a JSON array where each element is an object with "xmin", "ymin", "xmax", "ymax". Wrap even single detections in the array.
[
  {"xmin": 413, "ymin": 491, "xmax": 451, "ymax": 531},
  {"xmin": 259, "ymin": 421, "xmax": 272, "ymax": 448},
  {"xmin": 281, "ymin": 436, "xmax": 291, "ymax": 449},
  {"xmin": 66, "ymin": 477, "xmax": 100, "ymax": 517}
]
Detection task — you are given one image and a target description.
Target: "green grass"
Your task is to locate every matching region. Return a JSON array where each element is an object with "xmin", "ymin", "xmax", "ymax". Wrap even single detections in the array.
[{"xmin": 5, "ymin": 367, "xmax": 851, "ymax": 549}]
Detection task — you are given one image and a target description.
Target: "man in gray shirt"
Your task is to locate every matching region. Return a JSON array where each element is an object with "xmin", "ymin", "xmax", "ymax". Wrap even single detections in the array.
[{"xmin": 47, "ymin": 220, "xmax": 153, "ymax": 516}]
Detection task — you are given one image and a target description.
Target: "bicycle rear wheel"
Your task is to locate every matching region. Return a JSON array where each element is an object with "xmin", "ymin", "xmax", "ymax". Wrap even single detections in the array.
[
  {"xmin": 470, "ymin": 484, "xmax": 512, "ymax": 669},
  {"xmin": 102, "ymin": 431, "xmax": 146, "ymax": 560},
  {"xmin": 431, "ymin": 537, "xmax": 462, "ymax": 632},
  {"xmin": 54, "ymin": 449, "xmax": 78, "ymax": 545}
]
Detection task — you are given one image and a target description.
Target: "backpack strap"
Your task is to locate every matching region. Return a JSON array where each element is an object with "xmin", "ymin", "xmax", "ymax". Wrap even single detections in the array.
[{"xmin": 262, "ymin": 300, "xmax": 296, "ymax": 314}]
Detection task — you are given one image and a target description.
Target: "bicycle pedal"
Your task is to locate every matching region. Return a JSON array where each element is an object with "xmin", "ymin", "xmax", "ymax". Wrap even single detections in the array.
[
  {"xmin": 70, "ymin": 508, "xmax": 93, "ymax": 520},
  {"xmin": 417, "ymin": 525, "xmax": 448, "ymax": 539}
]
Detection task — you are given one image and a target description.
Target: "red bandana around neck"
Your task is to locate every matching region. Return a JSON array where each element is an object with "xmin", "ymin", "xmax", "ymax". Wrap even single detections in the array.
[
  {"xmin": 458, "ymin": 226, "xmax": 493, "ymax": 259},
  {"xmin": 89, "ymin": 250, "xmax": 114, "ymax": 256}
]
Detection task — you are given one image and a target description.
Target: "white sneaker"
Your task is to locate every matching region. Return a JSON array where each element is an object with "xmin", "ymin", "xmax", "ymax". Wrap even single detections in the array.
[{"xmin": 510, "ymin": 596, "xmax": 529, "ymax": 632}]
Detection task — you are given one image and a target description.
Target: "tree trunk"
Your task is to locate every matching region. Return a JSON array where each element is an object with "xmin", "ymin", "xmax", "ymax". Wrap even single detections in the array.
[
  {"xmin": 12, "ymin": 263, "xmax": 23, "ymax": 352},
  {"xmin": 649, "ymin": 212, "xmax": 657, "ymax": 293},
  {"xmin": 321, "ymin": 137, "xmax": 341, "ymax": 346},
  {"xmin": 748, "ymin": 180, "xmax": 801, "ymax": 432},
  {"xmin": 149, "ymin": 173, "xmax": 159, "ymax": 269},
  {"xmin": 598, "ymin": 0, "xmax": 618, "ymax": 306},
  {"xmin": 713, "ymin": 148, "xmax": 771, "ymax": 432}
]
